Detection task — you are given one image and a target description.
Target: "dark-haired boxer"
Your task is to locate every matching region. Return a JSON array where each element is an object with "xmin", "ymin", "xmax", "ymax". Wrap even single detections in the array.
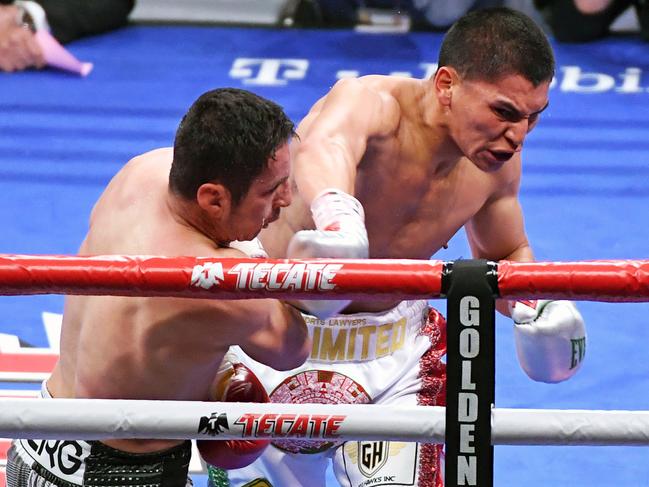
[
  {"xmin": 6, "ymin": 87, "xmax": 310, "ymax": 487},
  {"xmin": 219, "ymin": 8, "xmax": 586, "ymax": 487}
]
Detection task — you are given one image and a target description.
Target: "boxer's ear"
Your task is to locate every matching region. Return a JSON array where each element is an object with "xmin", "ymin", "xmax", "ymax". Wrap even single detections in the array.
[
  {"xmin": 197, "ymin": 182, "xmax": 231, "ymax": 219},
  {"xmin": 434, "ymin": 66, "xmax": 458, "ymax": 107}
]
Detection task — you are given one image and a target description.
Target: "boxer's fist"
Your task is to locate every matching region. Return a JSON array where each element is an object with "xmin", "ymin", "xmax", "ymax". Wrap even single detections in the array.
[
  {"xmin": 510, "ymin": 300, "xmax": 586, "ymax": 383},
  {"xmin": 198, "ymin": 353, "xmax": 270, "ymax": 469},
  {"xmin": 288, "ymin": 188, "xmax": 368, "ymax": 259},
  {"xmin": 288, "ymin": 228, "xmax": 368, "ymax": 259},
  {"xmin": 287, "ymin": 189, "xmax": 368, "ymax": 319}
]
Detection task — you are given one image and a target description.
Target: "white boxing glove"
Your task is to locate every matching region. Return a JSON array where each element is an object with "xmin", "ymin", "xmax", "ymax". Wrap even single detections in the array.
[
  {"xmin": 229, "ymin": 238, "xmax": 269, "ymax": 258},
  {"xmin": 287, "ymin": 188, "xmax": 369, "ymax": 319},
  {"xmin": 510, "ymin": 300, "xmax": 586, "ymax": 383},
  {"xmin": 288, "ymin": 188, "xmax": 369, "ymax": 259}
]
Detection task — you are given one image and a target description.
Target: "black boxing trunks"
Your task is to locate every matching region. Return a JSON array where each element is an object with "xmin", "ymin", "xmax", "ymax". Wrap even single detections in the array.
[
  {"xmin": 6, "ymin": 439, "xmax": 193, "ymax": 487},
  {"xmin": 5, "ymin": 382, "xmax": 193, "ymax": 487}
]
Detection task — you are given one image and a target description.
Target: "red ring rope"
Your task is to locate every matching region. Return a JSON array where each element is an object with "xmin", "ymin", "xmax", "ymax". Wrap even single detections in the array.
[
  {"xmin": 0, "ymin": 255, "xmax": 648, "ymax": 301},
  {"xmin": 498, "ymin": 260, "xmax": 649, "ymax": 302},
  {"xmin": 0, "ymin": 254, "xmax": 443, "ymax": 300}
]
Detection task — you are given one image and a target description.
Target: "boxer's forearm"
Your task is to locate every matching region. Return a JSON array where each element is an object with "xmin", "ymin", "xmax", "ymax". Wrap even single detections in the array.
[
  {"xmin": 496, "ymin": 244, "xmax": 535, "ymax": 316},
  {"xmin": 292, "ymin": 139, "xmax": 358, "ymax": 205}
]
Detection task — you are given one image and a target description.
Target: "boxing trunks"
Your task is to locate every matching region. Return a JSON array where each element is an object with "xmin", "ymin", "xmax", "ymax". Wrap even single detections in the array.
[
  {"xmin": 6, "ymin": 382, "xmax": 193, "ymax": 487},
  {"xmin": 211, "ymin": 300, "xmax": 446, "ymax": 487}
]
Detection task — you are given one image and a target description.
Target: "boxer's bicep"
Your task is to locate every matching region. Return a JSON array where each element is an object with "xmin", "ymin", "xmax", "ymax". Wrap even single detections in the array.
[{"xmin": 292, "ymin": 79, "xmax": 400, "ymax": 200}]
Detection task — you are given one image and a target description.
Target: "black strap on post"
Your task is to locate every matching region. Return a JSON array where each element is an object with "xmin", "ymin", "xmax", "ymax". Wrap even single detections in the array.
[{"xmin": 443, "ymin": 259, "xmax": 498, "ymax": 487}]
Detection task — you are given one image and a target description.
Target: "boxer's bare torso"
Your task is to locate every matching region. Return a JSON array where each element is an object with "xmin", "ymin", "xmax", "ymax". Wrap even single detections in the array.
[
  {"xmin": 48, "ymin": 147, "xmax": 308, "ymax": 452},
  {"xmin": 261, "ymin": 75, "xmax": 549, "ymax": 312}
]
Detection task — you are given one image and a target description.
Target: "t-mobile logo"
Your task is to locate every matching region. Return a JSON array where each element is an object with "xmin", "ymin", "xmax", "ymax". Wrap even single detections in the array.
[{"xmin": 230, "ymin": 58, "xmax": 309, "ymax": 86}]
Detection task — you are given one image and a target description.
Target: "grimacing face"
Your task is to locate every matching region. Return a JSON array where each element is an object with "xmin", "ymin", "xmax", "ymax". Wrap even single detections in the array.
[
  {"xmin": 227, "ymin": 142, "xmax": 292, "ymax": 242},
  {"xmin": 449, "ymin": 73, "xmax": 550, "ymax": 172}
]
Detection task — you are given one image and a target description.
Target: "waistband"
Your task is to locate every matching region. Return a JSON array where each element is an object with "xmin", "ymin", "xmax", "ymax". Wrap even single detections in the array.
[
  {"xmin": 18, "ymin": 382, "xmax": 192, "ymax": 486},
  {"xmin": 304, "ymin": 300, "xmax": 429, "ymax": 363},
  {"xmin": 13, "ymin": 438, "xmax": 192, "ymax": 486}
]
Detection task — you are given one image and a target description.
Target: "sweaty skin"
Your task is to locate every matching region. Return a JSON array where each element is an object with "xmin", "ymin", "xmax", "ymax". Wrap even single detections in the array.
[
  {"xmin": 47, "ymin": 146, "xmax": 310, "ymax": 453},
  {"xmin": 261, "ymin": 73, "xmax": 550, "ymax": 312}
]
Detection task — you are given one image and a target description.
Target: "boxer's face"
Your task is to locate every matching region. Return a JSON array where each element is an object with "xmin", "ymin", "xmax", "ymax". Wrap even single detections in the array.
[
  {"xmin": 229, "ymin": 142, "xmax": 292, "ymax": 241},
  {"xmin": 448, "ymin": 73, "xmax": 550, "ymax": 172}
]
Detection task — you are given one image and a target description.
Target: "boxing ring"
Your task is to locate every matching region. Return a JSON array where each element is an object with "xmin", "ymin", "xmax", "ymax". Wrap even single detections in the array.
[{"xmin": 1, "ymin": 255, "xmax": 649, "ymax": 487}]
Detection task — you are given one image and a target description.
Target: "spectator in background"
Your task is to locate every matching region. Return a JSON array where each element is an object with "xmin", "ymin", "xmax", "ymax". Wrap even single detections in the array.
[
  {"xmin": 0, "ymin": 0, "xmax": 134, "ymax": 72},
  {"xmin": 410, "ymin": 0, "xmax": 504, "ymax": 30},
  {"xmin": 292, "ymin": 0, "xmax": 504, "ymax": 30},
  {"xmin": 534, "ymin": 0, "xmax": 649, "ymax": 41}
]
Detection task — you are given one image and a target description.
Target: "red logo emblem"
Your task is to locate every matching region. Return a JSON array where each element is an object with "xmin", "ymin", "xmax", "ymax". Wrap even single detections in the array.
[{"xmin": 269, "ymin": 370, "xmax": 371, "ymax": 453}]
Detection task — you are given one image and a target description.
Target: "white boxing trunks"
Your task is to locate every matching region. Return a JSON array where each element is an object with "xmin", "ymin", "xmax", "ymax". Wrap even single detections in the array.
[
  {"xmin": 6, "ymin": 382, "xmax": 193, "ymax": 487},
  {"xmin": 210, "ymin": 300, "xmax": 446, "ymax": 487}
]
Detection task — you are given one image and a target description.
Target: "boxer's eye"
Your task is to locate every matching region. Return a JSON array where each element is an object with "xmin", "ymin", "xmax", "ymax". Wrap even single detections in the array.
[{"xmin": 493, "ymin": 107, "xmax": 520, "ymax": 122}]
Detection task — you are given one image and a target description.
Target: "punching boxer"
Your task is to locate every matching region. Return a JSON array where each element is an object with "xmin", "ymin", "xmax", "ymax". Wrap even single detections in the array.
[
  {"xmin": 5, "ymin": 88, "xmax": 310, "ymax": 487},
  {"xmin": 214, "ymin": 8, "xmax": 586, "ymax": 487}
]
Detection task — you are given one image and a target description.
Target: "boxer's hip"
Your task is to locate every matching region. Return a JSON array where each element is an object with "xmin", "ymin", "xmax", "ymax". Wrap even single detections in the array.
[
  {"xmin": 232, "ymin": 300, "xmax": 446, "ymax": 455},
  {"xmin": 6, "ymin": 381, "xmax": 193, "ymax": 487},
  {"xmin": 7, "ymin": 438, "xmax": 192, "ymax": 487}
]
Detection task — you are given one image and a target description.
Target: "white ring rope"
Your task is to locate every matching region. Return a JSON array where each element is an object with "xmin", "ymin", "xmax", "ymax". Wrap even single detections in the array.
[{"xmin": 1, "ymin": 399, "xmax": 649, "ymax": 446}]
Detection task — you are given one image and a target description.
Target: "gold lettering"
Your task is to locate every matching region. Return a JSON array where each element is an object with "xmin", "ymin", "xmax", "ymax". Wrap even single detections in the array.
[
  {"xmin": 311, "ymin": 326, "xmax": 321, "ymax": 358},
  {"xmin": 307, "ymin": 317, "xmax": 408, "ymax": 361},
  {"xmin": 319, "ymin": 328, "xmax": 347, "ymax": 361},
  {"xmin": 305, "ymin": 316, "xmax": 325, "ymax": 326},
  {"xmin": 357, "ymin": 326, "xmax": 376, "ymax": 360},
  {"xmin": 347, "ymin": 328, "xmax": 357, "ymax": 360},
  {"xmin": 390, "ymin": 318, "xmax": 406, "ymax": 353},
  {"xmin": 376, "ymin": 323, "xmax": 392, "ymax": 358}
]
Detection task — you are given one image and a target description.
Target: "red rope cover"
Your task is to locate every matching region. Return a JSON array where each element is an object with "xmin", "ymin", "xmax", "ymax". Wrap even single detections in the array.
[
  {"xmin": 0, "ymin": 254, "xmax": 444, "ymax": 300},
  {"xmin": 498, "ymin": 260, "xmax": 649, "ymax": 301},
  {"xmin": 1, "ymin": 255, "xmax": 649, "ymax": 302}
]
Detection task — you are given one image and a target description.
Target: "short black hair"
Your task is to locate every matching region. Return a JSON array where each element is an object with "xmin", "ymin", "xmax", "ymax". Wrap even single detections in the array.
[
  {"xmin": 169, "ymin": 88, "xmax": 295, "ymax": 204},
  {"xmin": 438, "ymin": 7, "xmax": 554, "ymax": 86}
]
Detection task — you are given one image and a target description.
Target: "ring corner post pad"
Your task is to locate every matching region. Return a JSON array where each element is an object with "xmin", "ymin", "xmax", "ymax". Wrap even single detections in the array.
[{"xmin": 443, "ymin": 259, "xmax": 497, "ymax": 487}]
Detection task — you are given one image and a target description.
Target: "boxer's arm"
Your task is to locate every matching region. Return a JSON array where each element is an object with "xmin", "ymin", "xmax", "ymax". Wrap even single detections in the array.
[
  {"xmin": 283, "ymin": 78, "xmax": 401, "ymax": 318},
  {"xmin": 464, "ymin": 155, "xmax": 532, "ymax": 268},
  {"xmin": 236, "ymin": 299, "xmax": 310, "ymax": 371},
  {"xmin": 178, "ymin": 294, "xmax": 309, "ymax": 372},
  {"xmin": 293, "ymin": 77, "xmax": 401, "ymax": 204},
  {"xmin": 467, "ymin": 190, "xmax": 532, "ymax": 315},
  {"xmin": 465, "ymin": 163, "xmax": 586, "ymax": 382},
  {"xmin": 226, "ymin": 241, "xmax": 310, "ymax": 367}
]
